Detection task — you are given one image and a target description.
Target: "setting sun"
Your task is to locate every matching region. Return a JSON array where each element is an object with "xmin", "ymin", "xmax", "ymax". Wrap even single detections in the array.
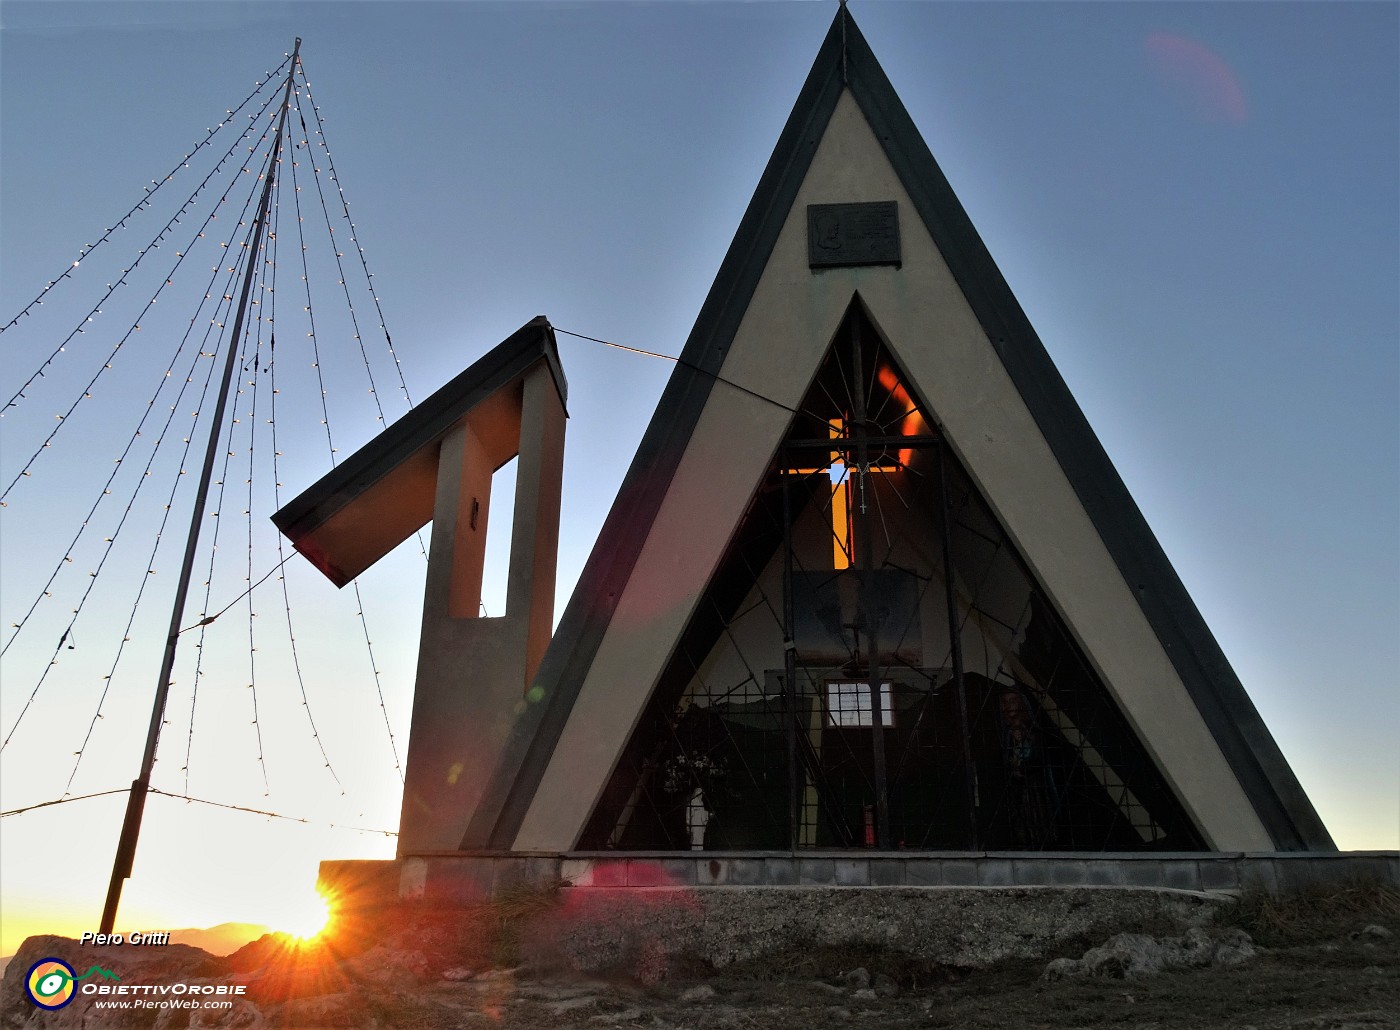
[{"xmin": 278, "ymin": 888, "xmax": 332, "ymax": 942}]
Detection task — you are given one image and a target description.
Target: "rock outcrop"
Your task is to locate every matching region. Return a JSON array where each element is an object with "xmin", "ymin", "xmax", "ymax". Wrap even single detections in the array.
[{"xmin": 1042, "ymin": 926, "xmax": 1257, "ymax": 980}]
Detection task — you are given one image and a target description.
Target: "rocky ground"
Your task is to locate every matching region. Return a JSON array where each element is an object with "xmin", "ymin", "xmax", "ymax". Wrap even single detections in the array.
[{"xmin": 3, "ymin": 884, "xmax": 1395, "ymax": 1029}]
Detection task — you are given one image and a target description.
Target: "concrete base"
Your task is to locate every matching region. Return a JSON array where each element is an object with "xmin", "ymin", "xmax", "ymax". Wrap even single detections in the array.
[
  {"xmin": 315, "ymin": 850, "xmax": 1396, "ymax": 976},
  {"xmin": 320, "ymin": 850, "xmax": 1398, "ymax": 908},
  {"xmin": 513, "ymin": 885, "xmax": 1245, "ymax": 971}
]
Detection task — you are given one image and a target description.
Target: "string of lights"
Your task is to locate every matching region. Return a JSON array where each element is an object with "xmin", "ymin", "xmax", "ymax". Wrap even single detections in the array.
[
  {"xmin": 264, "ymin": 173, "xmax": 344, "ymax": 793},
  {"xmin": 0, "ymin": 789, "xmax": 132, "ymax": 819},
  {"xmin": 296, "ymin": 70, "xmax": 415, "ymax": 414},
  {"xmin": 283, "ymin": 91, "xmax": 405, "ymax": 787},
  {"xmin": 1, "ymin": 315, "xmax": 234, "ymax": 757},
  {"xmin": 181, "ymin": 292, "xmax": 265, "ymax": 792},
  {"xmin": 351, "ymin": 579, "xmax": 405, "ymax": 785},
  {"xmin": 0, "ymin": 264, "xmax": 247, "ymax": 753},
  {"xmin": 2, "ymin": 42, "xmax": 415, "ymax": 862},
  {"xmin": 292, "ymin": 72, "xmax": 427, "ymax": 567},
  {"xmin": 293, "ymin": 95, "xmax": 388, "ymax": 429},
  {"xmin": 147, "ymin": 787, "xmax": 397, "ymax": 837},
  {"xmin": 66, "ymin": 154, "xmax": 280, "ymax": 794},
  {"xmin": 0, "ymin": 786, "xmax": 396, "ymax": 837},
  {"xmin": 241, "ymin": 231, "xmax": 272, "ymax": 797},
  {"xmin": 0, "ymin": 106, "xmax": 287, "ymax": 503},
  {"xmin": 1, "ymin": 205, "xmax": 262, "ymax": 658},
  {"xmin": 285, "ymin": 120, "xmax": 338, "ymax": 464},
  {"xmin": 61, "ymin": 297, "xmax": 239, "ymax": 790},
  {"xmin": 183, "ymin": 601, "xmax": 217, "ymax": 792},
  {"xmin": 0, "ymin": 55, "xmax": 291, "ymax": 336},
  {"xmin": 0, "ymin": 83, "xmax": 286, "ymax": 431},
  {"xmin": 179, "ymin": 325, "xmax": 255, "ymax": 790}
]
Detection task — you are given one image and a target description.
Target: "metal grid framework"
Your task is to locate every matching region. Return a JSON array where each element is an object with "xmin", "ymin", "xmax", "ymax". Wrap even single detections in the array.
[{"xmin": 580, "ymin": 303, "xmax": 1205, "ymax": 852}]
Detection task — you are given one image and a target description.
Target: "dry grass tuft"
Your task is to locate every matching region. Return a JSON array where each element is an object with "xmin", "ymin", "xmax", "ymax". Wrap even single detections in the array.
[
  {"xmin": 1216, "ymin": 880, "xmax": 1400, "ymax": 946},
  {"xmin": 486, "ymin": 881, "xmax": 565, "ymax": 965}
]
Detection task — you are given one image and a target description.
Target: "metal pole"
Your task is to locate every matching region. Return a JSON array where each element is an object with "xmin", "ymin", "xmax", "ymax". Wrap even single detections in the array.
[
  {"xmin": 100, "ymin": 39, "xmax": 301, "ymax": 934},
  {"xmin": 781, "ymin": 463, "xmax": 799, "ymax": 850},
  {"xmin": 938, "ymin": 442, "xmax": 979, "ymax": 850},
  {"xmin": 848, "ymin": 313, "xmax": 891, "ymax": 849}
]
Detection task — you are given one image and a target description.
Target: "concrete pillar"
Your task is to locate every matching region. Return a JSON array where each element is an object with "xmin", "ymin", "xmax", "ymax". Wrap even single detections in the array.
[
  {"xmin": 508, "ymin": 362, "xmax": 567, "ymax": 687},
  {"xmin": 398, "ymin": 360, "xmax": 566, "ymax": 854}
]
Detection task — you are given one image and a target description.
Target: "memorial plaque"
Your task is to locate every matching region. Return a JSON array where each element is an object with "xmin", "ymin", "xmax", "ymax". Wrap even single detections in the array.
[{"xmin": 807, "ymin": 201, "xmax": 901, "ymax": 268}]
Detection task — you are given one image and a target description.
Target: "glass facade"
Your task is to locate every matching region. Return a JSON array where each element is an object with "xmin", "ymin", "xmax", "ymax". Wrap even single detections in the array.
[{"xmin": 580, "ymin": 303, "xmax": 1204, "ymax": 852}]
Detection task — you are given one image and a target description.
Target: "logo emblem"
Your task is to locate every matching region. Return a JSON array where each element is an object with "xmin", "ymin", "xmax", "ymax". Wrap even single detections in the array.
[
  {"xmin": 23, "ymin": 958, "xmax": 120, "ymax": 1009},
  {"xmin": 25, "ymin": 958, "xmax": 77, "ymax": 1010}
]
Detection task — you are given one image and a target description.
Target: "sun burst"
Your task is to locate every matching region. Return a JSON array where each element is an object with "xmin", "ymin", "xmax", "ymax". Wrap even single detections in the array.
[{"xmin": 279, "ymin": 888, "xmax": 332, "ymax": 942}]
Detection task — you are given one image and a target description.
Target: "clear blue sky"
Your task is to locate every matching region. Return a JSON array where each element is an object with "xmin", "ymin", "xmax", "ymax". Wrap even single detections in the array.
[{"xmin": 1, "ymin": 2, "xmax": 1395, "ymax": 953}]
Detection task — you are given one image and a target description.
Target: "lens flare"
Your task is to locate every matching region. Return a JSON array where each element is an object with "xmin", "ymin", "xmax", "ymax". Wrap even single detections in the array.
[
  {"xmin": 280, "ymin": 888, "xmax": 332, "ymax": 941},
  {"xmin": 1146, "ymin": 32, "xmax": 1247, "ymax": 123}
]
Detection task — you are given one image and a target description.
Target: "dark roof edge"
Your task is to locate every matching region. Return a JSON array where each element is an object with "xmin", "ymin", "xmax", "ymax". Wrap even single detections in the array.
[
  {"xmin": 839, "ymin": 16, "xmax": 1331, "ymax": 850},
  {"xmin": 460, "ymin": 15, "xmax": 850, "ymax": 851},
  {"xmin": 272, "ymin": 316, "xmax": 566, "ymax": 544}
]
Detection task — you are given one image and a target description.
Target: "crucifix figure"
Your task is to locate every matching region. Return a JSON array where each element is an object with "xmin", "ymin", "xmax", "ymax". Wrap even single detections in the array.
[{"xmin": 787, "ymin": 417, "xmax": 900, "ymax": 571}]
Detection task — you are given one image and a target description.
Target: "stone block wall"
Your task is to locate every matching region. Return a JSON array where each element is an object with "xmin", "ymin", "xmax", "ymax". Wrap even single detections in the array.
[{"xmin": 319, "ymin": 850, "xmax": 1398, "ymax": 909}]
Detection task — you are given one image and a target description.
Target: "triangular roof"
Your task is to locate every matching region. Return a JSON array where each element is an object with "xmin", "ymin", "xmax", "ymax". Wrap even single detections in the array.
[
  {"xmin": 462, "ymin": 9, "xmax": 1332, "ymax": 852},
  {"xmin": 273, "ymin": 316, "xmax": 565, "ymax": 586}
]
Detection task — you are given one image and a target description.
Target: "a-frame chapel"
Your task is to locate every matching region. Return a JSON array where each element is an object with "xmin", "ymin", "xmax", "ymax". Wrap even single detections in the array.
[{"xmin": 275, "ymin": 8, "xmax": 1334, "ymax": 883}]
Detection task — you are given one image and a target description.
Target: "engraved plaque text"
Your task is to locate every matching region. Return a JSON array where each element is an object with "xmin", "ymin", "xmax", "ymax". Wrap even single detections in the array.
[{"xmin": 807, "ymin": 202, "xmax": 901, "ymax": 269}]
